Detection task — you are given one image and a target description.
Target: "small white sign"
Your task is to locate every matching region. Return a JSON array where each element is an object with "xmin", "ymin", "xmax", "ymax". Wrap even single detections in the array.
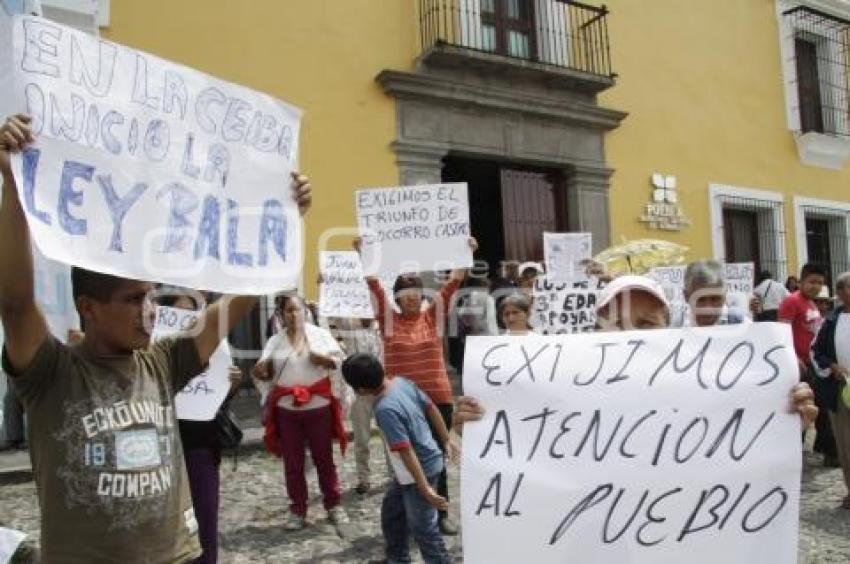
[
  {"xmin": 356, "ymin": 183, "xmax": 472, "ymax": 276},
  {"xmin": 543, "ymin": 232, "xmax": 591, "ymax": 283},
  {"xmin": 319, "ymin": 251, "xmax": 374, "ymax": 319}
]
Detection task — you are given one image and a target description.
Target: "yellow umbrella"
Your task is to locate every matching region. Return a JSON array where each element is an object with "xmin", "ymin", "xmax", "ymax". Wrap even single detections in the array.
[{"xmin": 593, "ymin": 239, "xmax": 689, "ymax": 275}]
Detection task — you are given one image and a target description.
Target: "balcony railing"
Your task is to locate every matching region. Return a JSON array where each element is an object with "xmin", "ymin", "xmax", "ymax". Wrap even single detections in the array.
[{"xmin": 419, "ymin": 0, "xmax": 614, "ymax": 78}]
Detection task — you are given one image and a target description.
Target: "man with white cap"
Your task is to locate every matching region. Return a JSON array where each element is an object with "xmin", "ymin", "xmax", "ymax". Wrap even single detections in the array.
[{"xmin": 594, "ymin": 275, "xmax": 670, "ymax": 331}]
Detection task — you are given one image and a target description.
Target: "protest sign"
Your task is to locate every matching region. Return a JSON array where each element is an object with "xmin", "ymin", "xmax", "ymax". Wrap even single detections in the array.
[
  {"xmin": 724, "ymin": 263, "xmax": 755, "ymax": 320},
  {"xmin": 152, "ymin": 306, "xmax": 231, "ymax": 421},
  {"xmin": 356, "ymin": 183, "xmax": 472, "ymax": 276},
  {"xmin": 648, "ymin": 263, "xmax": 755, "ymax": 324},
  {"xmin": 531, "ymin": 276, "xmax": 598, "ymax": 334},
  {"xmin": 318, "ymin": 251, "xmax": 374, "ymax": 319},
  {"xmin": 725, "ymin": 263, "xmax": 754, "ymax": 295},
  {"xmin": 543, "ymin": 232, "xmax": 591, "ymax": 282},
  {"xmin": 461, "ymin": 324, "xmax": 801, "ymax": 563},
  {"xmin": 0, "ymin": 527, "xmax": 26, "ymax": 564},
  {"xmin": 1, "ymin": 14, "xmax": 303, "ymax": 294}
]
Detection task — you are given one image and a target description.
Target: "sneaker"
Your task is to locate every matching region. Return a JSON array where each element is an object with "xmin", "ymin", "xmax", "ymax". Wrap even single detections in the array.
[
  {"xmin": 438, "ymin": 515, "xmax": 458, "ymax": 536},
  {"xmin": 283, "ymin": 514, "xmax": 306, "ymax": 531},
  {"xmin": 327, "ymin": 506, "xmax": 350, "ymax": 525},
  {"xmin": 355, "ymin": 482, "xmax": 370, "ymax": 495}
]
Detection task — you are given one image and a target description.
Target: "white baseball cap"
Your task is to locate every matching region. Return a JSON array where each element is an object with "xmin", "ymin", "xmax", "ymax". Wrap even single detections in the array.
[
  {"xmin": 518, "ymin": 261, "xmax": 544, "ymax": 277},
  {"xmin": 596, "ymin": 275, "xmax": 669, "ymax": 313}
]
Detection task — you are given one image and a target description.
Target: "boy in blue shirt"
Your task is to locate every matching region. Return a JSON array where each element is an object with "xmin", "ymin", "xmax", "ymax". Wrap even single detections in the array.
[{"xmin": 341, "ymin": 353, "xmax": 456, "ymax": 563}]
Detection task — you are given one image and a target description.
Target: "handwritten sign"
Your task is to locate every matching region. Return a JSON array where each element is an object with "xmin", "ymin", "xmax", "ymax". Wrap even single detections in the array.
[
  {"xmin": 724, "ymin": 263, "xmax": 754, "ymax": 295},
  {"xmin": 152, "ymin": 306, "xmax": 231, "ymax": 421},
  {"xmin": 461, "ymin": 325, "xmax": 801, "ymax": 563},
  {"xmin": 543, "ymin": 232, "xmax": 591, "ymax": 282},
  {"xmin": 724, "ymin": 262, "xmax": 754, "ymax": 320},
  {"xmin": 356, "ymin": 183, "xmax": 472, "ymax": 276},
  {"xmin": 2, "ymin": 14, "xmax": 303, "ymax": 294},
  {"xmin": 319, "ymin": 251, "xmax": 374, "ymax": 319},
  {"xmin": 531, "ymin": 276, "xmax": 599, "ymax": 334}
]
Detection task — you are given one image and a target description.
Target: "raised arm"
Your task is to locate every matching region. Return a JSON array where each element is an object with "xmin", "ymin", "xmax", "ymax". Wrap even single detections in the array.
[
  {"xmin": 0, "ymin": 115, "xmax": 48, "ymax": 372},
  {"xmin": 193, "ymin": 171, "xmax": 312, "ymax": 365},
  {"xmin": 193, "ymin": 296, "xmax": 258, "ymax": 365},
  {"xmin": 448, "ymin": 237, "xmax": 478, "ymax": 283},
  {"xmin": 355, "ymin": 237, "xmax": 391, "ymax": 331},
  {"xmin": 434, "ymin": 237, "xmax": 478, "ymax": 319}
]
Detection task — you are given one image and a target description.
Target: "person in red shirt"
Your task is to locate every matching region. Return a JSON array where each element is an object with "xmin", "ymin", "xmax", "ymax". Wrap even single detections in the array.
[
  {"xmin": 779, "ymin": 263, "xmax": 826, "ymax": 375},
  {"xmin": 779, "ymin": 263, "xmax": 836, "ymax": 465}
]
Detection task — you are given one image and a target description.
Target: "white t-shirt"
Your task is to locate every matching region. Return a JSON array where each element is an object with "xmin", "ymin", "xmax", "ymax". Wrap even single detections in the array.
[{"xmin": 754, "ymin": 280, "xmax": 789, "ymax": 311}]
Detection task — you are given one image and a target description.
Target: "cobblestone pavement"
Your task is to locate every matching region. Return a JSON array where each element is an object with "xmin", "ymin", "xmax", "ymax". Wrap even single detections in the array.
[{"xmin": 1, "ymin": 444, "xmax": 848, "ymax": 563}]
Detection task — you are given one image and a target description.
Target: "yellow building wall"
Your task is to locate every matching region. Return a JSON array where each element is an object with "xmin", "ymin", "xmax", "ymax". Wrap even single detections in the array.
[
  {"xmin": 102, "ymin": 0, "xmax": 850, "ymax": 284},
  {"xmin": 600, "ymin": 0, "xmax": 850, "ymax": 275},
  {"xmin": 102, "ymin": 0, "xmax": 418, "ymax": 298}
]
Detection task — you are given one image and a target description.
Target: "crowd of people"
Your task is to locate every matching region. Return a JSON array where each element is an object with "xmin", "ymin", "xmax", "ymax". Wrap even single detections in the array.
[{"xmin": 0, "ymin": 108, "xmax": 841, "ymax": 564}]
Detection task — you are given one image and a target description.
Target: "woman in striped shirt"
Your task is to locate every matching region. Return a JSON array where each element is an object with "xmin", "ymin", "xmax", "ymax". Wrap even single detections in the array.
[{"xmin": 360, "ymin": 237, "xmax": 477, "ymax": 535}]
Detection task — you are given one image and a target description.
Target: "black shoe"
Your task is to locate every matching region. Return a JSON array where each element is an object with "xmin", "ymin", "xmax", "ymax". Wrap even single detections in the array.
[
  {"xmin": 355, "ymin": 482, "xmax": 370, "ymax": 495},
  {"xmin": 824, "ymin": 455, "xmax": 841, "ymax": 468},
  {"xmin": 438, "ymin": 515, "xmax": 458, "ymax": 536}
]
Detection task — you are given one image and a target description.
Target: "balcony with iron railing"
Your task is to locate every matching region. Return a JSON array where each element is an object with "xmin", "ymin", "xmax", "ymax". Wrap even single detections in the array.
[{"xmin": 418, "ymin": 0, "xmax": 615, "ymax": 91}]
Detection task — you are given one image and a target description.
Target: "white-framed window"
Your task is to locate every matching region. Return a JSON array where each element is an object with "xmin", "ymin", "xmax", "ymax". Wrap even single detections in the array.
[
  {"xmin": 709, "ymin": 184, "xmax": 788, "ymax": 281},
  {"xmin": 793, "ymin": 196, "xmax": 850, "ymax": 286},
  {"xmin": 776, "ymin": 0, "xmax": 850, "ymax": 168}
]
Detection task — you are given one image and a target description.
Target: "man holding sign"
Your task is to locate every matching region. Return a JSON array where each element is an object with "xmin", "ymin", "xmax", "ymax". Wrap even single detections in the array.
[
  {"xmin": 454, "ymin": 276, "xmax": 818, "ymax": 563},
  {"xmin": 0, "ymin": 114, "xmax": 312, "ymax": 563}
]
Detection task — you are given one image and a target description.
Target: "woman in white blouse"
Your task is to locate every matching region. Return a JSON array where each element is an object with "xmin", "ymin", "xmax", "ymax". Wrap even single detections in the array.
[{"xmin": 253, "ymin": 295, "xmax": 348, "ymax": 530}]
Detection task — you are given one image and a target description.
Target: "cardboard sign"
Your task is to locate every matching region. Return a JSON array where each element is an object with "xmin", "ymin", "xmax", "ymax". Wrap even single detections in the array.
[
  {"xmin": 531, "ymin": 276, "xmax": 599, "ymax": 334},
  {"xmin": 318, "ymin": 251, "xmax": 374, "ymax": 319},
  {"xmin": 461, "ymin": 324, "xmax": 801, "ymax": 563},
  {"xmin": 2, "ymin": 14, "xmax": 303, "ymax": 294},
  {"xmin": 543, "ymin": 232, "xmax": 591, "ymax": 282},
  {"xmin": 152, "ymin": 306, "xmax": 231, "ymax": 421},
  {"xmin": 356, "ymin": 183, "xmax": 472, "ymax": 276}
]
